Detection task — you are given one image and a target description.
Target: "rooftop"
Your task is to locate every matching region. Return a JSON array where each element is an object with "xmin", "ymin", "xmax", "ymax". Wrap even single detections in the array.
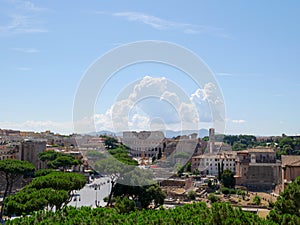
[
  {"xmin": 282, "ymin": 155, "xmax": 300, "ymax": 167},
  {"xmin": 192, "ymin": 151, "xmax": 237, "ymax": 159},
  {"xmin": 237, "ymin": 148, "xmax": 275, "ymax": 154}
]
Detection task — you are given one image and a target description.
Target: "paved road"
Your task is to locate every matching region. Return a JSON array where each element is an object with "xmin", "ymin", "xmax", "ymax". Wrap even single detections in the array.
[{"xmin": 68, "ymin": 177, "xmax": 112, "ymax": 208}]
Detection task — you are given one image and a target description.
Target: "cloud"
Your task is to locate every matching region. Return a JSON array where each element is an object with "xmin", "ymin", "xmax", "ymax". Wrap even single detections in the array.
[
  {"xmin": 0, "ymin": 1, "xmax": 48, "ymax": 35},
  {"xmin": 190, "ymin": 83, "xmax": 225, "ymax": 123},
  {"xmin": 129, "ymin": 76, "xmax": 168, "ymax": 100},
  {"xmin": 160, "ymin": 91, "xmax": 180, "ymax": 108},
  {"xmin": 191, "ymin": 82, "xmax": 223, "ymax": 105},
  {"xmin": 231, "ymin": 119, "xmax": 247, "ymax": 124},
  {"xmin": 0, "ymin": 120, "xmax": 73, "ymax": 134},
  {"xmin": 13, "ymin": 0, "xmax": 46, "ymax": 12},
  {"xmin": 73, "ymin": 76, "xmax": 205, "ymax": 133},
  {"xmin": 112, "ymin": 12, "xmax": 176, "ymax": 30},
  {"xmin": 12, "ymin": 47, "xmax": 39, "ymax": 53},
  {"xmin": 2, "ymin": 77, "xmax": 224, "ymax": 134},
  {"xmin": 98, "ymin": 11, "xmax": 230, "ymax": 37},
  {"xmin": 109, "ymin": 76, "xmax": 185, "ymax": 132}
]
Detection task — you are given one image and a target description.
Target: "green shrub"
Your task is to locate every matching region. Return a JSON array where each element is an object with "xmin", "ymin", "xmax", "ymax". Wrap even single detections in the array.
[
  {"xmin": 221, "ymin": 187, "xmax": 230, "ymax": 194},
  {"xmin": 208, "ymin": 194, "xmax": 220, "ymax": 203},
  {"xmin": 187, "ymin": 191, "xmax": 196, "ymax": 200}
]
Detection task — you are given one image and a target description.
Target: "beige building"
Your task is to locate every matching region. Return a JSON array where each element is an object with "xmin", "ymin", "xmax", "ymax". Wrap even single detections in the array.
[
  {"xmin": 281, "ymin": 155, "xmax": 300, "ymax": 190},
  {"xmin": 0, "ymin": 144, "xmax": 18, "ymax": 160},
  {"xmin": 235, "ymin": 148, "xmax": 281, "ymax": 191},
  {"xmin": 0, "ymin": 140, "xmax": 46, "ymax": 169},
  {"xmin": 192, "ymin": 151, "xmax": 236, "ymax": 175},
  {"xmin": 15, "ymin": 140, "xmax": 46, "ymax": 170},
  {"xmin": 0, "ymin": 129, "xmax": 20, "ymax": 136}
]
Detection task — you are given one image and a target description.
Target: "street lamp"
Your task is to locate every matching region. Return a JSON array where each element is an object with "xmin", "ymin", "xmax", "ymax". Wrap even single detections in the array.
[
  {"xmin": 73, "ymin": 192, "xmax": 81, "ymax": 208},
  {"xmin": 94, "ymin": 184, "xmax": 101, "ymax": 207}
]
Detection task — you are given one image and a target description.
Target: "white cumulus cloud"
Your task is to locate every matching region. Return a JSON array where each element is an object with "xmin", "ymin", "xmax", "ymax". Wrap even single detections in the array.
[
  {"xmin": 1, "ymin": 77, "xmax": 225, "ymax": 134},
  {"xmin": 231, "ymin": 119, "xmax": 247, "ymax": 124}
]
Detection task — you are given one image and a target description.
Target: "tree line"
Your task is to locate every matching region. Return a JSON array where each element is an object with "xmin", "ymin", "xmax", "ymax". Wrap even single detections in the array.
[
  {"xmin": 203, "ymin": 134, "xmax": 300, "ymax": 156},
  {"xmin": 6, "ymin": 202, "xmax": 274, "ymax": 225}
]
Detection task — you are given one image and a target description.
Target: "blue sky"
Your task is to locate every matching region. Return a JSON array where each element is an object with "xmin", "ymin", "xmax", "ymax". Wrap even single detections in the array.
[{"xmin": 0, "ymin": 0, "xmax": 300, "ymax": 136}]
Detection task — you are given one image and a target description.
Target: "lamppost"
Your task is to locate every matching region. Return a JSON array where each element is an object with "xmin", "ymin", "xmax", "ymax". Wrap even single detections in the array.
[
  {"xmin": 94, "ymin": 183, "xmax": 101, "ymax": 207},
  {"xmin": 73, "ymin": 191, "xmax": 81, "ymax": 208}
]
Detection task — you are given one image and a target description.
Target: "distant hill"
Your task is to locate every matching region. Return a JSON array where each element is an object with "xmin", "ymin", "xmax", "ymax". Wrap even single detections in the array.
[
  {"xmin": 164, "ymin": 129, "xmax": 208, "ymax": 138},
  {"xmin": 91, "ymin": 129, "xmax": 208, "ymax": 138},
  {"xmin": 88, "ymin": 130, "xmax": 116, "ymax": 136}
]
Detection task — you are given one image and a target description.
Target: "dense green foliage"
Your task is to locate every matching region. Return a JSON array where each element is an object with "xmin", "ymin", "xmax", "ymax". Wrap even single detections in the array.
[
  {"xmin": 268, "ymin": 176, "xmax": 300, "ymax": 224},
  {"xmin": 100, "ymin": 136, "xmax": 138, "ymax": 166},
  {"xmin": 4, "ymin": 171, "xmax": 86, "ymax": 216},
  {"xmin": 28, "ymin": 171, "xmax": 86, "ymax": 191},
  {"xmin": 187, "ymin": 190, "xmax": 196, "ymax": 200},
  {"xmin": 34, "ymin": 169, "xmax": 57, "ymax": 177},
  {"xmin": 253, "ymin": 195, "xmax": 261, "ymax": 205},
  {"xmin": 176, "ymin": 163, "xmax": 185, "ymax": 177},
  {"xmin": 108, "ymin": 146, "xmax": 138, "ymax": 166},
  {"xmin": 114, "ymin": 182, "xmax": 165, "ymax": 209},
  {"xmin": 220, "ymin": 134, "xmax": 300, "ymax": 156},
  {"xmin": 208, "ymin": 194, "xmax": 220, "ymax": 203},
  {"xmin": 157, "ymin": 147, "xmax": 162, "ymax": 160},
  {"xmin": 5, "ymin": 188, "xmax": 69, "ymax": 216},
  {"xmin": 221, "ymin": 169, "xmax": 235, "ymax": 188},
  {"xmin": 193, "ymin": 168, "xmax": 200, "ymax": 175},
  {"xmin": 39, "ymin": 151, "xmax": 81, "ymax": 170},
  {"xmin": 0, "ymin": 159, "xmax": 35, "ymax": 218},
  {"xmin": 220, "ymin": 187, "xmax": 235, "ymax": 195},
  {"xmin": 203, "ymin": 134, "xmax": 300, "ymax": 155},
  {"xmin": 277, "ymin": 136, "xmax": 300, "ymax": 156},
  {"xmin": 223, "ymin": 135, "xmax": 258, "ymax": 150},
  {"xmin": 6, "ymin": 202, "xmax": 275, "ymax": 225},
  {"xmin": 0, "ymin": 159, "xmax": 35, "ymax": 177},
  {"xmin": 103, "ymin": 136, "xmax": 118, "ymax": 149},
  {"xmin": 185, "ymin": 162, "xmax": 192, "ymax": 172},
  {"xmin": 114, "ymin": 196, "xmax": 136, "ymax": 213}
]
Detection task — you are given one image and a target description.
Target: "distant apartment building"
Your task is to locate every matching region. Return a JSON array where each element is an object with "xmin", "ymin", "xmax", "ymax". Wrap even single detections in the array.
[
  {"xmin": 122, "ymin": 131, "xmax": 165, "ymax": 158},
  {"xmin": 0, "ymin": 129, "xmax": 20, "ymax": 136},
  {"xmin": 235, "ymin": 148, "xmax": 281, "ymax": 191},
  {"xmin": 192, "ymin": 151, "xmax": 236, "ymax": 175},
  {"xmin": 281, "ymin": 155, "xmax": 300, "ymax": 191},
  {"xmin": 0, "ymin": 140, "xmax": 46, "ymax": 169},
  {"xmin": 17, "ymin": 140, "xmax": 46, "ymax": 170},
  {"xmin": 0, "ymin": 144, "xmax": 19, "ymax": 160}
]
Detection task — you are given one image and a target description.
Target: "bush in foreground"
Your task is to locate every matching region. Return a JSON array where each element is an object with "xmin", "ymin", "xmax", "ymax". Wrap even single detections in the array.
[{"xmin": 6, "ymin": 202, "xmax": 275, "ymax": 225}]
